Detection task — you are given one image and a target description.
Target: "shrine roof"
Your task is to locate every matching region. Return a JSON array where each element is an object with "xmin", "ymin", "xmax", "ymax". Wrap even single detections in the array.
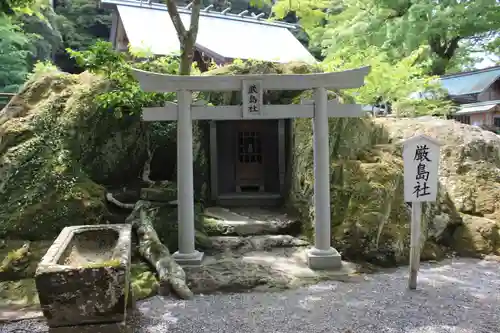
[
  {"xmin": 439, "ymin": 65, "xmax": 500, "ymax": 96},
  {"xmin": 100, "ymin": 0, "xmax": 317, "ymax": 64}
]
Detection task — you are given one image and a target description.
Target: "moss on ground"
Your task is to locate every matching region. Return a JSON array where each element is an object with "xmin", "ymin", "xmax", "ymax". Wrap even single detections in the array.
[
  {"xmin": 0, "ymin": 278, "xmax": 39, "ymax": 310},
  {"xmin": 0, "ymin": 240, "xmax": 52, "ymax": 280},
  {"xmin": 130, "ymin": 262, "xmax": 159, "ymax": 300}
]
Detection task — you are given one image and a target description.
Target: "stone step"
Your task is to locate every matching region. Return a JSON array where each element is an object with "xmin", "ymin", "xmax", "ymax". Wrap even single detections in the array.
[
  {"xmin": 208, "ymin": 234, "xmax": 310, "ymax": 255},
  {"xmin": 185, "ymin": 246, "xmax": 362, "ymax": 294},
  {"xmin": 203, "ymin": 206, "xmax": 302, "ymax": 236}
]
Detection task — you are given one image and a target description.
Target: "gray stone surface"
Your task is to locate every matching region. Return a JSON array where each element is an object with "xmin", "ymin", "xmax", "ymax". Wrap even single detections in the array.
[
  {"xmin": 204, "ymin": 207, "xmax": 301, "ymax": 236},
  {"xmin": 172, "ymin": 250, "xmax": 204, "ymax": 266},
  {"xmin": 306, "ymin": 247, "xmax": 342, "ymax": 270},
  {"xmin": 208, "ymin": 235, "xmax": 309, "ymax": 254},
  {"xmin": 139, "ymin": 188, "xmax": 176, "ymax": 204},
  {"xmin": 3, "ymin": 258, "xmax": 498, "ymax": 333},
  {"xmin": 184, "ymin": 247, "xmax": 360, "ymax": 294},
  {"xmin": 35, "ymin": 224, "xmax": 132, "ymax": 328}
]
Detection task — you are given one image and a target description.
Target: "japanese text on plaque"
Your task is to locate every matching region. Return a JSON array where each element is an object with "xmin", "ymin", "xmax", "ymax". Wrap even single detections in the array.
[
  {"xmin": 247, "ymin": 84, "xmax": 260, "ymax": 113},
  {"xmin": 413, "ymin": 144, "xmax": 431, "ymax": 198}
]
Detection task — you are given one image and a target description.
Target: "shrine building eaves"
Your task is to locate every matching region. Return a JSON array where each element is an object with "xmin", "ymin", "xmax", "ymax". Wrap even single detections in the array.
[
  {"xmin": 100, "ymin": 0, "xmax": 317, "ymax": 64},
  {"xmin": 100, "ymin": 0, "xmax": 299, "ymax": 30}
]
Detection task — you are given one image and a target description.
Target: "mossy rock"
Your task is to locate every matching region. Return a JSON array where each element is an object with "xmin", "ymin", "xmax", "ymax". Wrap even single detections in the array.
[
  {"xmin": 202, "ymin": 61, "xmax": 324, "ymax": 108},
  {"xmin": 289, "ymin": 116, "xmax": 455, "ymax": 266},
  {"xmin": 376, "ymin": 117, "xmax": 500, "ymax": 258},
  {"xmin": 0, "ymin": 72, "xmax": 150, "ymax": 239},
  {"xmin": 451, "ymin": 214, "xmax": 500, "ymax": 257}
]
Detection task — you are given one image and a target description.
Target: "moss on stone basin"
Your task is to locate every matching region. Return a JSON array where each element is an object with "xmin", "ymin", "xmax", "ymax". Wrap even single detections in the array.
[{"xmin": 35, "ymin": 225, "xmax": 132, "ymax": 328}]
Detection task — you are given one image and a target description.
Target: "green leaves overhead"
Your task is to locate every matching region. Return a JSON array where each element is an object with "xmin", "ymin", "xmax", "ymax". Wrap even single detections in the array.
[
  {"xmin": 353, "ymin": 1, "xmax": 497, "ymax": 73},
  {"xmin": 271, "ymin": 0, "xmax": 329, "ymax": 28},
  {"xmin": 272, "ymin": 0, "xmax": 499, "ymax": 75}
]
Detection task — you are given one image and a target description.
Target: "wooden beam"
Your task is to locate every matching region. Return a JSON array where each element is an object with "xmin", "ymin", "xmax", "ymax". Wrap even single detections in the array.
[
  {"xmin": 132, "ymin": 66, "xmax": 371, "ymax": 93},
  {"xmin": 141, "ymin": 100, "xmax": 364, "ymax": 121}
]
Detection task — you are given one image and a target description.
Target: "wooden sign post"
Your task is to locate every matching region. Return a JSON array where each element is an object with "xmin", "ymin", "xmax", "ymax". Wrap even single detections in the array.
[{"xmin": 402, "ymin": 134, "xmax": 441, "ymax": 290}]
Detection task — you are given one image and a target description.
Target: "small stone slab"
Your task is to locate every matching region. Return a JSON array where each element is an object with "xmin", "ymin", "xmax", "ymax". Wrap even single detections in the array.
[
  {"xmin": 140, "ymin": 188, "xmax": 176, "ymax": 203},
  {"xmin": 204, "ymin": 207, "xmax": 296, "ymax": 236},
  {"xmin": 249, "ymin": 235, "xmax": 309, "ymax": 250},
  {"xmin": 35, "ymin": 224, "xmax": 132, "ymax": 328},
  {"xmin": 208, "ymin": 235, "xmax": 309, "ymax": 254}
]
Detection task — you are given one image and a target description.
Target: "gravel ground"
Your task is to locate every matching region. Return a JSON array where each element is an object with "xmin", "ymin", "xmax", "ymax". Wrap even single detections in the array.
[{"xmin": 1, "ymin": 258, "xmax": 499, "ymax": 333}]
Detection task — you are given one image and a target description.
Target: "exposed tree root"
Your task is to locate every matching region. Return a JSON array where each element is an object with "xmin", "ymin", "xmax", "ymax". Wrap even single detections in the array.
[
  {"xmin": 105, "ymin": 192, "xmax": 135, "ymax": 210},
  {"xmin": 141, "ymin": 141, "xmax": 156, "ymax": 186},
  {"xmin": 125, "ymin": 200, "xmax": 193, "ymax": 300}
]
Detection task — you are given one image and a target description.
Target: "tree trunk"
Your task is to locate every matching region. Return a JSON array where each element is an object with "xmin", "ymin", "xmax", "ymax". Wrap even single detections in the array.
[
  {"xmin": 179, "ymin": 32, "xmax": 196, "ymax": 75},
  {"xmin": 164, "ymin": 0, "xmax": 202, "ymax": 76},
  {"xmin": 428, "ymin": 35, "xmax": 461, "ymax": 75},
  {"xmin": 125, "ymin": 200, "xmax": 193, "ymax": 300}
]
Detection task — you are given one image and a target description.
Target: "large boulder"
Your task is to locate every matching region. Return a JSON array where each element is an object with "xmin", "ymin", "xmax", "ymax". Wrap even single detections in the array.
[
  {"xmin": 0, "ymin": 71, "xmax": 148, "ymax": 239},
  {"xmin": 289, "ymin": 117, "xmax": 433, "ymax": 266},
  {"xmin": 376, "ymin": 117, "xmax": 500, "ymax": 257},
  {"xmin": 0, "ymin": 71, "xmax": 146, "ymax": 239},
  {"xmin": 290, "ymin": 115, "xmax": 500, "ymax": 266}
]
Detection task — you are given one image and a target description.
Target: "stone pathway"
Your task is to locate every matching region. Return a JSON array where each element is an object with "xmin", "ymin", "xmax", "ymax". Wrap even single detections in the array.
[{"xmin": 184, "ymin": 207, "xmax": 362, "ymax": 294}]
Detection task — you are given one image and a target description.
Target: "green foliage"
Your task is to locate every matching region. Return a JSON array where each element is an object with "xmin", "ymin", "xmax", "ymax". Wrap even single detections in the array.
[
  {"xmin": 322, "ymin": 44, "xmax": 453, "ymax": 116},
  {"xmin": 271, "ymin": 0, "xmax": 329, "ymax": 28},
  {"xmin": 486, "ymin": 35, "xmax": 500, "ymax": 60},
  {"xmin": 51, "ymin": 0, "xmax": 111, "ymax": 73},
  {"xmin": 19, "ymin": 5, "xmax": 63, "ymax": 67},
  {"xmin": 1, "ymin": 0, "xmax": 36, "ymax": 15},
  {"xmin": 0, "ymin": 15, "xmax": 31, "ymax": 93},
  {"xmin": 270, "ymin": 0, "xmax": 500, "ymax": 75},
  {"xmin": 28, "ymin": 60, "xmax": 60, "ymax": 80},
  {"xmin": 66, "ymin": 41, "xmax": 179, "ymax": 118},
  {"xmin": 54, "ymin": 0, "xmax": 111, "ymax": 50},
  {"xmin": 0, "ymin": 0, "xmax": 60, "ymax": 93}
]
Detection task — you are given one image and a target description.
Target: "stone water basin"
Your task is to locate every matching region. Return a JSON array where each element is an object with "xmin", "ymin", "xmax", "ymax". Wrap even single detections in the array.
[{"xmin": 35, "ymin": 224, "xmax": 132, "ymax": 328}]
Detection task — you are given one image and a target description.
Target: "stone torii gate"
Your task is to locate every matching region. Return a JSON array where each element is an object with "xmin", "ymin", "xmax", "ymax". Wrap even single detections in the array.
[{"xmin": 133, "ymin": 66, "xmax": 371, "ymax": 270}]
